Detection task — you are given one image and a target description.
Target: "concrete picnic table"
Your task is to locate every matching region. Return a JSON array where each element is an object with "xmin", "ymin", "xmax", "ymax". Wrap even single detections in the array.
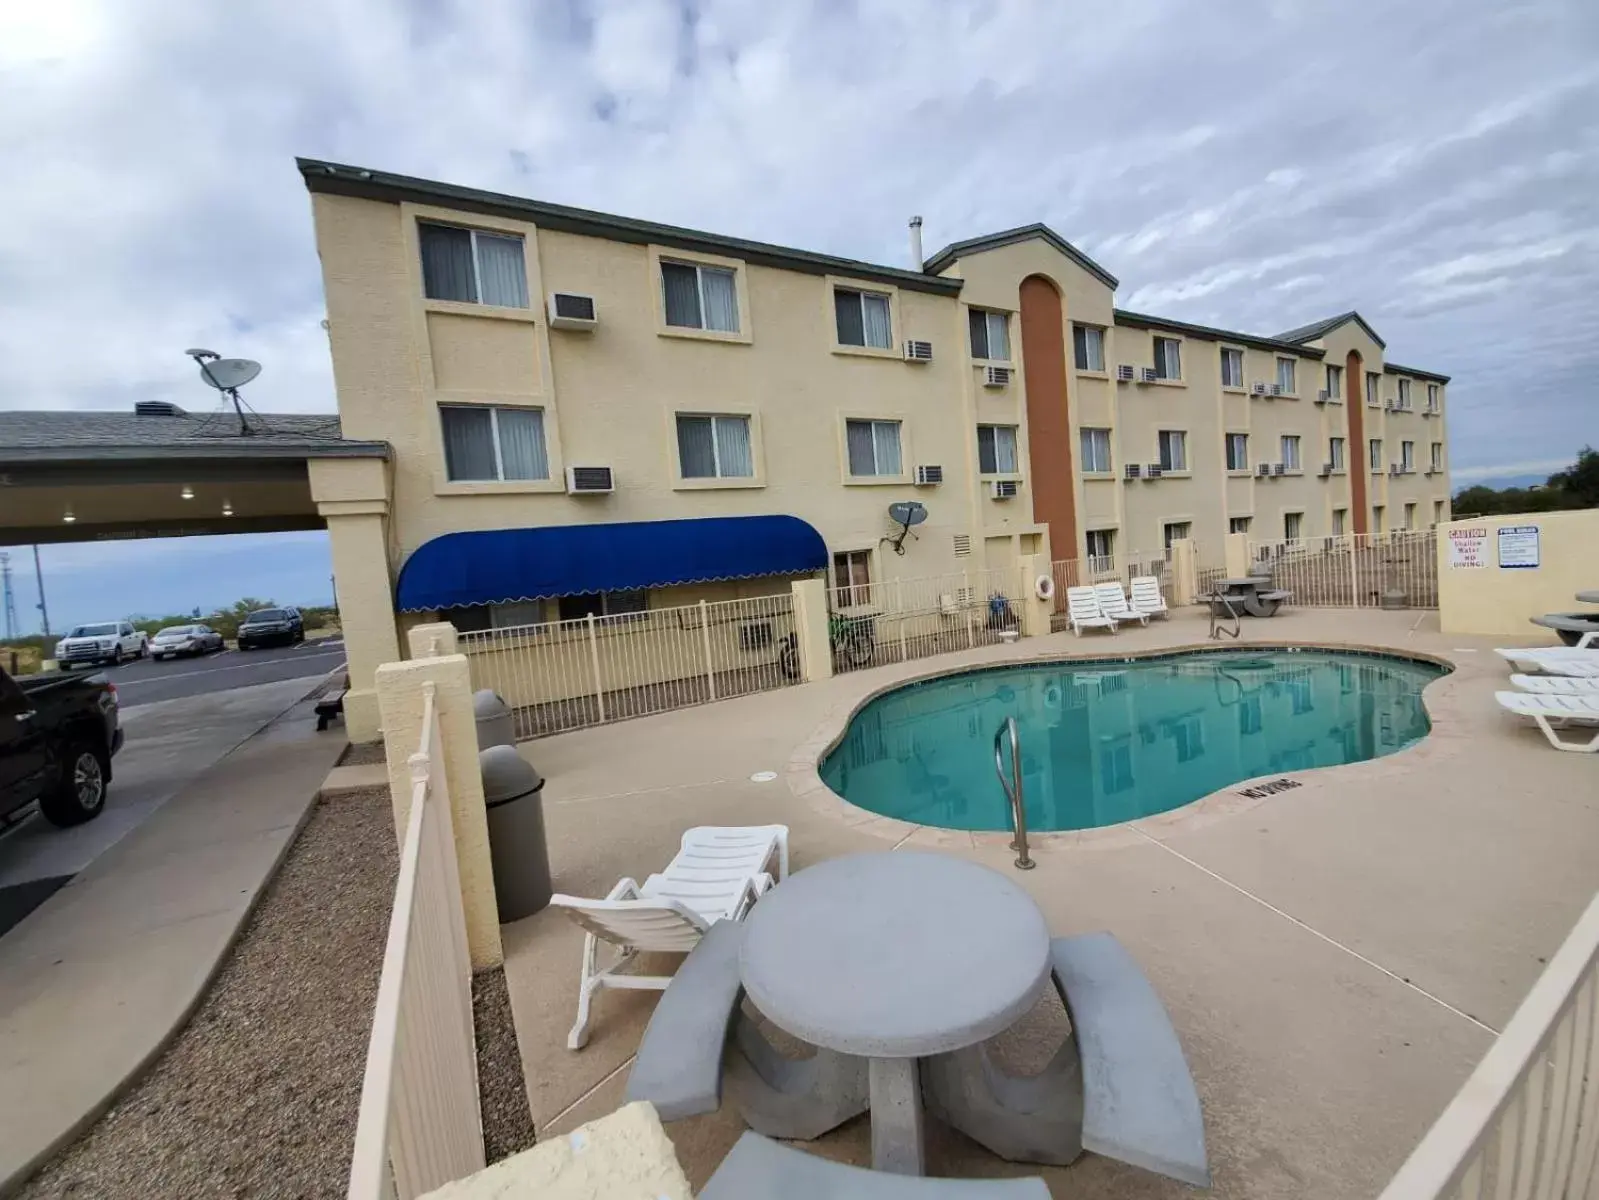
[
  {"xmin": 1576, "ymin": 590, "xmax": 1599, "ymax": 605},
  {"xmin": 1211, "ymin": 575, "xmax": 1290, "ymax": 617},
  {"xmin": 738, "ymin": 851, "xmax": 1051, "ymax": 1176}
]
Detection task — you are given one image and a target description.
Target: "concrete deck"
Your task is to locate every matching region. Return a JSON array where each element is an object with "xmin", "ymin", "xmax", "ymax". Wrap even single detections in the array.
[
  {"xmin": 500, "ymin": 607, "xmax": 1599, "ymax": 1198},
  {"xmin": 0, "ymin": 692, "xmax": 347, "ymax": 1194}
]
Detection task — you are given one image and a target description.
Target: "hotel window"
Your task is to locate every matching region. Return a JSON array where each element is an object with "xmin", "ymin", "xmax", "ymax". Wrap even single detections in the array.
[
  {"xmin": 845, "ymin": 419, "xmax": 903, "ymax": 477},
  {"xmin": 1276, "ymin": 357, "xmax": 1296, "ymax": 393},
  {"xmin": 1153, "ymin": 337, "xmax": 1182, "ymax": 381},
  {"xmin": 419, "ymin": 223, "xmax": 529, "ymax": 308},
  {"xmin": 676, "ymin": 414, "xmax": 754, "ymax": 479},
  {"xmin": 1373, "ymin": 504, "xmax": 1386, "ymax": 532},
  {"xmin": 439, "ymin": 405, "xmax": 549, "ymax": 482},
  {"xmin": 1284, "ymin": 511, "xmax": 1303, "ymax": 542},
  {"xmin": 1158, "ymin": 430, "xmax": 1188, "ymax": 472},
  {"xmin": 977, "ymin": 424, "xmax": 1020, "ymax": 475},
  {"xmin": 1366, "ymin": 372, "xmax": 1380, "ymax": 407},
  {"xmin": 1086, "ymin": 529, "xmax": 1116, "ymax": 566},
  {"xmin": 1329, "ymin": 436, "xmax": 1346, "ymax": 470},
  {"xmin": 1280, "ymin": 435, "xmax": 1302, "ymax": 471},
  {"xmin": 1229, "ymin": 516, "xmax": 1252, "ymax": 534},
  {"xmin": 1332, "ymin": 508, "xmax": 1347, "ymax": 535},
  {"xmin": 1401, "ymin": 441, "xmax": 1415, "ymax": 472},
  {"xmin": 833, "ymin": 550, "xmax": 872, "ymax": 607},
  {"xmin": 1325, "ymin": 363, "xmax": 1343, "ymax": 399},
  {"xmin": 1403, "ymin": 502, "xmax": 1416, "ymax": 530},
  {"xmin": 1433, "ymin": 500, "xmax": 1445, "ymax": 525},
  {"xmin": 1225, "ymin": 433, "xmax": 1249, "ymax": 472},
  {"xmin": 1431, "ymin": 442, "xmax": 1443, "ymax": 472},
  {"xmin": 1427, "ymin": 384, "xmax": 1440, "ymax": 412},
  {"xmin": 1397, "ymin": 379, "xmax": 1412, "ymax": 410},
  {"xmin": 837, "ymin": 287, "xmax": 894, "ymax": 349},
  {"xmin": 1369, "ymin": 438, "xmax": 1383, "ymax": 470},
  {"xmin": 442, "ymin": 600, "xmax": 546, "ymax": 633},
  {"xmin": 1163, "ymin": 521, "xmax": 1193, "ymax": 550},
  {"xmin": 968, "ymin": 309, "xmax": 1011, "ymax": 361},
  {"xmin": 1221, "ymin": 347, "xmax": 1244, "ymax": 388},
  {"xmin": 1072, "ymin": 324, "xmax": 1105, "ymax": 371},
  {"xmin": 661, "ymin": 260, "xmax": 739, "ymax": 332},
  {"xmin": 1079, "ymin": 427, "xmax": 1113, "ymax": 473},
  {"xmin": 558, "ymin": 590, "xmax": 648, "ymax": 622}
]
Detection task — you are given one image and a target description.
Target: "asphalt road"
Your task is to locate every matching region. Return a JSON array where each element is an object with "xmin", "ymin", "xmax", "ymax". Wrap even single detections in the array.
[{"xmin": 75, "ymin": 636, "xmax": 347, "ymax": 707}]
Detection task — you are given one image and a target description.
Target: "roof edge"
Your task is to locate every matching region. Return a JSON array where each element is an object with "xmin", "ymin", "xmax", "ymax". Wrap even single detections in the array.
[
  {"xmin": 922, "ymin": 223, "xmax": 1119, "ymax": 289},
  {"xmin": 1275, "ymin": 310, "xmax": 1388, "ymax": 350},
  {"xmin": 1382, "ymin": 361, "xmax": 1451, "ymax": 384},
  {"xmin": 1113, "ymin": 309, "xmax": 1326, "ymax": 358}
]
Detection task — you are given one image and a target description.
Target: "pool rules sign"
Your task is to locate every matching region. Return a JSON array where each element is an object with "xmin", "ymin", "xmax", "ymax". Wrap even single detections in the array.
[
  {"xmin": 1447, "ymin": 526, "xmax": 1489, "ymax": 568},
  {"xmin": 1497, "ymin": 524, "xmax": 1541, "ymax": 569}
]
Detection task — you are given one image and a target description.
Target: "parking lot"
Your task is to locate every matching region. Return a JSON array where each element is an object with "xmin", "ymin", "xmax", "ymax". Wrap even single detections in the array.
[{"xmin": 82, "ymin": 635, "xmax": 347, "ymax": 707}]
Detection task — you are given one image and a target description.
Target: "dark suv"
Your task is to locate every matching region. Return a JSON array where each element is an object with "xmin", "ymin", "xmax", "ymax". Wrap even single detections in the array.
[{"xmin": 237, "ymin": 607, "xmax": 305, "ymax": 650}]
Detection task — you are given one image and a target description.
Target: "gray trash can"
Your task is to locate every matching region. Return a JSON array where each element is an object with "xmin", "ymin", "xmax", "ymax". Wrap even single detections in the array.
[
  {"xmin": 480, "ymin": 745, "xmax": 551, "ymax": 922},
  {"xmin": 474, "ymin": 689, "xmax": 516, "ymax": 750}
]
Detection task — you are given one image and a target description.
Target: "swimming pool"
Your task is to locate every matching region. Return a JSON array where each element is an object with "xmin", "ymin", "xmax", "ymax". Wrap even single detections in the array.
[{"xmin": 819, "ymin": 649, "xmax": 1446, "ymax": 832}]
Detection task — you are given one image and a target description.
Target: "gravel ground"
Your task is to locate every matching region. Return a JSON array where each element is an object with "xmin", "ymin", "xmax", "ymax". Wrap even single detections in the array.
[
  {"xmin": 20, "ymin": 786, "xmax": 397, "ymax": 1200},
  {"xmin": 337, "ymin": 741, "xmax": 386, "ymax": 767},
  {"xmin": 473, "ymin": 969, "xmax": 536, "ymax": 1161}
]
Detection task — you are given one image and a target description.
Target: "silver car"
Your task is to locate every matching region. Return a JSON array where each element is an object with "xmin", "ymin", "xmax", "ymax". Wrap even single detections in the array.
[{"xmin": 149, "ymin": 624, "xmax": 224, "ymax": 661}]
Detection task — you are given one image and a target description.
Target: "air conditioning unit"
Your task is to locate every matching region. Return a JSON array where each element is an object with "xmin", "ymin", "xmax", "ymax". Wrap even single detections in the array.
[
  {"xmin": 547, "ymin": 292, "xmax": 598, "ymax": 330},
  {"xmin": 903, "ymin": 339, "xmax": 933, "ymax": 363},
  {"xmin": 1315, "ymin": 390, "xmax": 1330, "ymax": 404},
  {"xmin": 1139, "ymin": 367, "xmax": 1160, "ymax": 384},
  {"xmin": 990, "ymin": 479, "xmax": 1019, "ymax": 500},
  {"xmin": 1269, "ymin": 384, "xmax": 1283, "ymax": 397},
  {"xmin": 1256, "ymin": 463, "xmax": 1272, "ymax": 478},
  {"xmin": 1251, "ymin": 382, "xmax": 1267, "ymax": 396},
  {"xmin": 1385, "ymin": 400, "xmax": 1400, "ymax": 412},
  {"xmin": 1116, "ymin": 364, "xmax": 1136, "ymax": 382},
  {"xmin": 1423, "ymin": 467, "xmax": 1436, "ymax": 476},
  {"xmin": 565, "ymin": 465, "xmax": 614, "ymax": 494},
  {"xmin": 1272, "ymin": 463, "xmax": 1286, "ymax": 477},
  {"xmin": 1146, "ymin": 463, "xmax": 1164, "ymax": 479},
  {"xmin": 914, "ymin": 464, "xmax": 943, "ymax": 486},
  {"xmin": 1421, "ymin": 408, "xmax": 1436, "ymax": 418},
  {"xmin": 1319, "ymin": 463, "xmax": 1333, "ymax": 477},
  {"xmin": 1388, "ymin": 463, "xmax": 1402, "ymax": 476},
  {"xmin": 983, "ymin": 366, "xmax": 1012, "ymax": 388},
  {"xmin": 1124, "ymin": 463, "xmax": 1142, "ymax": 480}
]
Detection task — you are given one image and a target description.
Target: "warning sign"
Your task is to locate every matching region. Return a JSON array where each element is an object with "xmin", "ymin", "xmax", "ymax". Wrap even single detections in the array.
[{"xmin": 1447, "ymin": 527, "xmax": 1489, "ymax": 569}]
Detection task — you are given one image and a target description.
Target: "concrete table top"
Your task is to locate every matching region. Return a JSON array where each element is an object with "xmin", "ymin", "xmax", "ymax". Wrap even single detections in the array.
[
  {"xmin": 1576, "ymin": 590, "xmax": 1599, "ymax": 605},
  {"xmin": 739, "ymin": 851, "xmax": 1051, "ymax": 1059}
]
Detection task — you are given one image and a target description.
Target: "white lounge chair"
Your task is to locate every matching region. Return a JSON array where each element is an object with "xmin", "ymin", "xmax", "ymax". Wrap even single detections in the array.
[
  {"xmin": 1511, "ymin": 674, "xmax": 1599, "ymax": 696},
  {"xmin": 1066, "ymin": 585, "xmax": 1116, "ymax": 637},
  {"xmin": 1494, "ymin": 648, "xmax": 1599, "ymax": 675},
  {"xmin": 1129, "ymin": 575, "xmax": 1169, "ymax": 620},
  {"xmin": 1494, "ymin": 691, "xmax": 1599, "ymax": 753},
  {"xmin": 1094, "ymin": 581, "xmax": 1148, "ymax": 627},
  {"xmin": 552, "ymin": 823, "xmax": 789, "ymax": 1049}
]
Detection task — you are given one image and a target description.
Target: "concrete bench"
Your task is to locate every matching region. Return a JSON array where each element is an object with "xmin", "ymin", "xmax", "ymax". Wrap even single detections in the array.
[
  {"xmin": 314, "ymin": 674, "xmax": 348, "ymax": 732},
  {"xmin": 623, "ymin": 918, "xmax": 744, "ymax": 1120},
  {"xmin": 699, "ymin": 1132, "xmax": 1050, "ymax": 1199}
]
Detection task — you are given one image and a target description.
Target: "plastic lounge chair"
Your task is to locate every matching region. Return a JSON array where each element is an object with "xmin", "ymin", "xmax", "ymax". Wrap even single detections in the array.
[
  {"xmin": 551, "ymin": 823, "xmax": 787, "ymax": 1049},
  {"xmin": 1129, "ymin": 575, "xmax": 1169, "ymax": 620},
  {"xmin": 1494, "ymin": 691, "xmax": 1599, "ymax": 753},
  {"xmin": 1094, "ymin": 582, "xmax": 1148, "ymax": 627},
  {"xmin": 1510, "ymin": 674, "xmax": 1599, "ymax": 696},
  {"xmin": 1494, "ymin": 648, "xmax": 1599, "ymax": 676},
  {"xmin": 1066, "ymin": 586, "xmax": 1117, "ymax": 637}
]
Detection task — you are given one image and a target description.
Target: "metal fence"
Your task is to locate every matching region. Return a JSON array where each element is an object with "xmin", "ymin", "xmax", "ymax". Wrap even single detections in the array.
[
  {"xmin": 348, "ymin": 685, "xmax": 483, "ymax": 1200},
  {"xmin": 1245, "ymin": 530, "xmax": 1438, "ymax": 609},
  {"xmin": 1049, "ymin": 553, "xmax": 1173, "ymax": 632},
  {"xmin": 1379, "ymin": 892, "xmax": 1599, "ymax": 1199},
  {"xmin": 825, "ymin": 566, "xmax": 1026, "ymax": 674},
  {"xmin": 460, "ymin": 592, "xmax": 798, "ymax": 738}
]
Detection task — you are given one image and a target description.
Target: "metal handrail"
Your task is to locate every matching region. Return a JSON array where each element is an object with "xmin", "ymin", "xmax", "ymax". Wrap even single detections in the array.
[
  {"xmin": 992, "ymin": 717, "xmax": 1034, "ymax": 870},
  {"xmin": 1207, "ymin": 591, "xmax": 1242, "ymax": 641}
]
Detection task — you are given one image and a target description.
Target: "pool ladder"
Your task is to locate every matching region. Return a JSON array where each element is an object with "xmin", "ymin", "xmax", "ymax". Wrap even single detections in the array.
[{"xmin": 992, "ymin": 717, "xmax": 1035, "ymax": 871}]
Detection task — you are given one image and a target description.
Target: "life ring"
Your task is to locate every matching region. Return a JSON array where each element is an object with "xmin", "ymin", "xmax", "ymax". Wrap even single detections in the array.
[{"xmin": 1034, "ymin": 574, "xmax": 1056, "ymax": 601}]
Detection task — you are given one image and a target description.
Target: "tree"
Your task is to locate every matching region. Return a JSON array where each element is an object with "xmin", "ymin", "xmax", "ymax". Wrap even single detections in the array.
[
  {"xmin": 1452, "ymin": 447, "xmax": 1599, "ymax": 519},
  {"xmin": 1546, "ymin": 446, "xmax": 1599, "ymax": 507}
]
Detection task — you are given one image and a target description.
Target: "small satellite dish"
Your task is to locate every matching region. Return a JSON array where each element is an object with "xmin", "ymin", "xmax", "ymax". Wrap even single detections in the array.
[
  {"xmin": 882, "ymin": 500, "xmax": 929, "ymax": 556},
  {"xmin": 197, "ymin": 358, "xmax": 262, "ymax": 390}
]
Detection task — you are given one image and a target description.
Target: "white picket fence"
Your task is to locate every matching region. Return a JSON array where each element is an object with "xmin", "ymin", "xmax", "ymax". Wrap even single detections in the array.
[
  {"xmin": 1380, "ymin": 892, "xmax": 1599, "ymax": 1199},
  {"xmin": 825, "ymin": 565, "xmax": 1027, "ymax": 674},
  {"xmin": 347, "ymin": 684, "xmax": 483, "ymax": 1200},
  {"xmin": 459, "ymin": 592, "xmax": 798, "ymax": 737},
  {"xmin": 1246, "ymin": 529, "xmax": 1438, "ymax": 609}
]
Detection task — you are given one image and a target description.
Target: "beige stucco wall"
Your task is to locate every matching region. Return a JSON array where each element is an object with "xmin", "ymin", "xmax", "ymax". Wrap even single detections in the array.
[{"xmin": 1436, "ymin": 510, "xmax": 1598, "ymax": 637}]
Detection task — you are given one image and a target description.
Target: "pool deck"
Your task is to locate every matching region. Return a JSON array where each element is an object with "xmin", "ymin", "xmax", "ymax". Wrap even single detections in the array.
[{"xmin": 501, "ymin": 606, "xmax": 1597, "ymax": 1198}]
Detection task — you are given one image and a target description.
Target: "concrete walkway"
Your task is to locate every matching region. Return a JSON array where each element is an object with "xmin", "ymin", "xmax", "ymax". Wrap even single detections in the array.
[{"xmin": 0, "ymin": 693, "xmax": 348, "ymax": 1194}]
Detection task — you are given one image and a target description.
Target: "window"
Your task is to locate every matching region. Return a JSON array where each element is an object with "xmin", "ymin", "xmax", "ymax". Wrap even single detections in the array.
[
  {"xmin": 1427, "ymin": 384, "xmax": 1440, "ymax": 412},
  {"xmin": 1086, "ymin": 529, "xmax": 1116, "ymax": 566},
  {"xmin": 1401, "ymin": 440, "xmax": 1415, "ymax": 472},
  {"xmin": 838, "ymin": 288, "xmax": 894, "ymax": 349},
  {"xmin": 1372, "ymin": 504, "xmax": 1386, "ymax": 533},
  {"xmin": 1433, "ymin": 500, "xmax": 1445, "ymax": 525},
  {"xmin": 969, "ymin": 309, "xmax": 1011, "ymax": 361},
  {"xmin": 1397, "ymin": 379, "xmax": 1412, "ymax": 410},
  {"xmin": 1099, "ymin": 740, "xmax": 1134, "ymax": 795},
  {"xmin": 676, "ymin": 414, "xmax": 754, "ymax": 479},
  {"xmin": 1329, "ymin": 436, "xmax": 1346, "ymax": 470},
  {"xmin": 1079, "ymin": 427, "xmax": 1113, "ymax": 473},
  {"xmin": 1229, "ymin": 516, "xmax": 1252, "ymax": 535},
  {"xmin": 1163, "ymin": 521, "xmax": 1193, "ymax": 550},
  {"xmin": 1153, "ymin": 337, "xmax": 1182, "ymax": 381},
  {"xmin": 1403, "ymin": 502, "xmax": 1416, "ymax": 530},
  {"xmin": 418, "ymin": 223, "xmax": 529, "ymax": 308},
  {"xmin": 1369, "ymin": 438, "xmax": 1383, "ymax": 470},
  {"xmin": 845, "ymin": 419, "xmax": 903, "ymax": 477},
  {"xmin": 1276, "ymin": 357, "xmax": 1296, "ymax": 393},
  {"xmin": 1157, "ymin": 430, "xmax": 1188, "ymax": 472},
  {"xmin": 1431, "ymin": 442, "xmax": 1443, "ymax": 472},
  {"xmin": 661, "ymin": 260, "xmax": 739, "ymax": 332},
  {"xmin": 1280, "ymin": 435, "xmax": 1302, "ymax": 471},
  {"xmin": 1366, "ymin": 372, "xmax": 1380, "ymax": 407},
  {"xmin": 440, "ymin": 405, "xmax": 549, "ymax": 482},
  {"xmin": 1325, "ymin": 363, "xmax": 1343, "ymax": 399},
  {"xmin": 1174, "ymin": 717, "xmax": 1206, "ymax": 764},
  {"xmin": 558, "ymin": 590, "xmax": 648, "ymax": 622},
  {"xmin": 1072, "ymin": 324, "xmax": 1105, "ymax": 372},
  {"xmin": 1239, "ymin": 696, "xmax": 1263, "ymax": 736},
  {"xmin": 1225, "ymin": 433, "xmax": 1249, "ymax": 471},
  {"xmin": 1332, "ymin": 508, "xmax": 1347, "ymax": 535},
  {"xmin": 1221, "ymin": 347, "xmax": 1244, "ymax": 389},
  {"xmin": 443, "ymin": 600, "xmax": 547, "ymax": 633},
  {"xmin": 977, "ymin": 425, "xmax": 1020, "ymax": 475},
  {"xmin": 833, "ymin": 550, "xmax": 872, "ymax": 607},
  {"xmin": 1284, "ymin": 512, "xmax": 1303, "ymax": 542}
]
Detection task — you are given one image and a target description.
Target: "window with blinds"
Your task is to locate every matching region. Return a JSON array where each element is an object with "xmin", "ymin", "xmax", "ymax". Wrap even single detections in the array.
[
  {"xmin": 418, "ymin": 223, "xmax": 529, "ymax": 308},
  {"xmin": 439, "ymin": 405, "xmax": 549, "ymax": 482}
]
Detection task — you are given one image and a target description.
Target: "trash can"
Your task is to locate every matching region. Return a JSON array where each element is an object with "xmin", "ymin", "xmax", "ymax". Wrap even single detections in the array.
[
  {"xmin": 480, "ymin": 745, "xmax": 551, "ymax": 921},
  {"xmin": 474, "ymin": 689, "xmax": 516, "ymax": 750}
]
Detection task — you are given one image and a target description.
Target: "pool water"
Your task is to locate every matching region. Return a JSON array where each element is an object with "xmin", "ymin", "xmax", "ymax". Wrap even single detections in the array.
[{"xmin": 819, "ymin": 649, "xmax": 1445, "ymax": 832}]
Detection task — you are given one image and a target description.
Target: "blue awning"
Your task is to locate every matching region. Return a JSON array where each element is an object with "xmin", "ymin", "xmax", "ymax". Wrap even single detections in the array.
[{"xmin": 395, "ymin": 514, "xmax": 829, "ymax": 612}]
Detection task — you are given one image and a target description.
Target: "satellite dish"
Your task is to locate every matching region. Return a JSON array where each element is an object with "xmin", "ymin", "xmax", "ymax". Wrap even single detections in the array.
[
  {"xmin": 198, "ymin": 358, "xmax": 262, "ymax": 390},
  {"xmin": 887, "ymin": 501, "xmax": 928, "ymax": 527}
]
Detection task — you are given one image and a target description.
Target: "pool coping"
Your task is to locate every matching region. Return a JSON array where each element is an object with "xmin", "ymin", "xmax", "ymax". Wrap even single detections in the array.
[{"xmin": 783, "ymin": 638, "xmax": 1462, "ymax": 853}]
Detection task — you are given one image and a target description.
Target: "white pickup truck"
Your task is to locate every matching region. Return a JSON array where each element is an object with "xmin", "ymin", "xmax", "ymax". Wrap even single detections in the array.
[{"xmin": 54, "ymin": 621, "xmax": 148, "ymax": 668}]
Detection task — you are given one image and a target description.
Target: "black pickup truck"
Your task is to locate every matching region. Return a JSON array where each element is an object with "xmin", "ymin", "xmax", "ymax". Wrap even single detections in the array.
[{"xmin": 0, "ymin": 665, "xmax": 122, "ymax": 827}]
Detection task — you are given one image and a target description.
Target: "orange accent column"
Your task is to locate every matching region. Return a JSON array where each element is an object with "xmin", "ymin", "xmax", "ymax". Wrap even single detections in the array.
[
  {"xmin": 1019, "ymin": 276, "xmax": 1078, "ymax": 559},
  {"xmin": 1345, "ymin": 350, "xmax": 1368, "ymax": 534}
]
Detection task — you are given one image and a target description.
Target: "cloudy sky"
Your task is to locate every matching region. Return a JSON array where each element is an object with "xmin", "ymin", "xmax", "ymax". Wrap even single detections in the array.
[{"xmin": 2, "ymin": 0, "xmax": 1596, "ymax": 630}]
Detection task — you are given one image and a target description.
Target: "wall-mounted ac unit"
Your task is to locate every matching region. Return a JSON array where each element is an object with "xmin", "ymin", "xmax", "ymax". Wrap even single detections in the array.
[
  {"xmin": 1116, "ymin": 364, "xmax": 1136, "ymax": 382},
  {"xmin": 983, "ymin": 366, "xmax": 1012, "ymax": 388},
  {"xmin": 1146, "ymin": 463, "xmax": 1164, "ymax": 479},
  {"xmin": 1251, "ymin": 382, "xmax": 1268, "ymax": 396},
  {"xmin": 1315, "ymin": 390, "xmax": 1330, "ymax": 404},
  {"xmin": 990, "ymin": 479, "xmax": 1019, "ymax": 500},
  {"xmin": 1272, "ymin": 463, "xmax": 1286, "ymax": 476},
  {"xmin": 914, "ymin": 464, "xmax": 943, "ymax": 486},
  {"xmin": 565, "ymin": 465, "xmax": 614, "ymax": 494},
  {"xmin": 1421, "ymin": 408, "xmax": 1436, "ymax": 418},
  {"xmin": 1388, "ymin": 463, "xmax": 1402, "ymax": 476},
  {"xmin": 1124, "ymin": 463, "xmax": 1142, "ymax": 480},
  {"xmin": 1385, "ymin": 400, "xmax": 1400, "ymax": 412},
  {"xmin": 1269, "ymin": 384, "xmax": 1283, "ymax": 397},
  {"xmin": 548, "ymin": 292, "xmax": 598, "ymax": 330},
  {"xmin": 1319, "ymin": 463, "xmax": 1334, "ymax": 477},
  {"xmin": 1139, "ymin": 367, "xmax": 1160, "ymax": 384},
  {"xmin": 1256, "ymin": 463, "xmax": 1272, "ymax": 478},
  {"xmin": 903, "ymin": 339, "xmax": 933, "ymax": 363}
]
